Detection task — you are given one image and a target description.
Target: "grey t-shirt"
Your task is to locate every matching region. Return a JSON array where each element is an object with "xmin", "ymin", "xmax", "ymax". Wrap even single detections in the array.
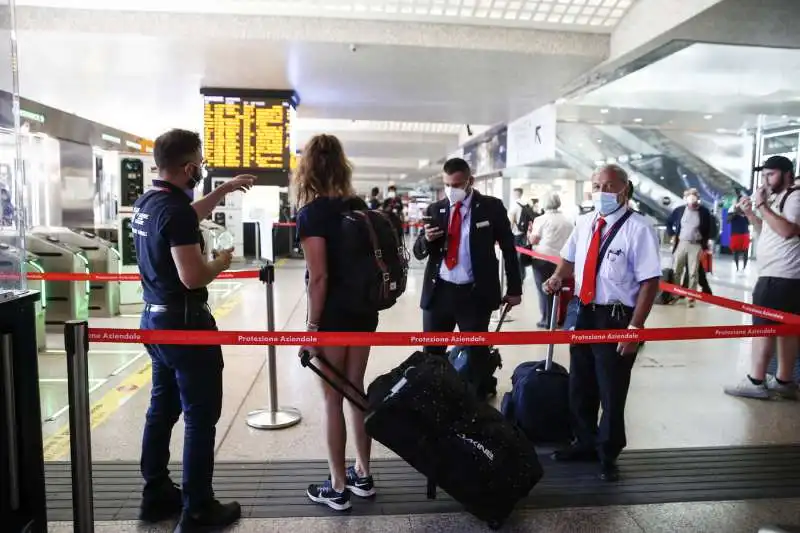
[
  {"xmin": 679, "ymin": 207, "xmax": 702, "ymax": 242},
  {"xmin": 756, "ymin": 189, "xmax": 800, "ymax": 279}
]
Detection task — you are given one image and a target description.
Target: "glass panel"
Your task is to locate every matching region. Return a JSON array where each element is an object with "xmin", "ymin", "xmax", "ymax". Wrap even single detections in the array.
[{"xmin": 0, "ymin": 0, "xmax": 25, "ymax": 292}]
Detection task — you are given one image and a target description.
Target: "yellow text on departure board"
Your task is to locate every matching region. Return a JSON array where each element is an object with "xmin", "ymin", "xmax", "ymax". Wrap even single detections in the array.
[{"xmin": 203, "ymin": 96, "xmax": 289, "ymax": 171}]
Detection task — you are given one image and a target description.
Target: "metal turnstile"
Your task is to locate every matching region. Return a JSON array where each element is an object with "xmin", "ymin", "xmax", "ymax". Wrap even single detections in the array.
[
  {"xmin": 32, "ymin": 228, "xmax": 121, "ymax": 318},
  {"xmin": 24, "ymin": 234, "xmax": 90, "ymax": 327},
  {"xmin": 0, "ymin": 243, "xmax": 47, "ymax": 350},
  {"xmin": 74, "ymin": 225, "xmax": 118, "ymax": 251}
]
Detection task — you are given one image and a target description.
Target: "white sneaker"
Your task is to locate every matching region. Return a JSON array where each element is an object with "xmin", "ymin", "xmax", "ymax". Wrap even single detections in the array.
[
  {"xmin": 766, "ymin": 375, "xmax": 799, "ymax": 400},
  {"xmin": 724, "ymin": 377, "xmax": 770, "ymax": 400}
]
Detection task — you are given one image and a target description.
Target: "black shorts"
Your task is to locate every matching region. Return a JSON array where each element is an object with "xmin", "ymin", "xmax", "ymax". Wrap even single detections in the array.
[
  {"xmin": 319, "ymin": 306, "xmax": 379, "ymax": 333},
  {"xmin": 752, "ymin": 277, "xmax": 800, "ymax": 325}
]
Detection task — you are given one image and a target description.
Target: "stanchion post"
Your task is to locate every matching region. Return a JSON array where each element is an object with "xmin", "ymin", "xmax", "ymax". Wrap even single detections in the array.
[
  {"xmin": 65, "ymin": 320, "xmax": 94, "ymax": 533},
  {"xmin": 1, "ymin": 333, "xmax": 20, "ymax": 511},
  {"xmin": 246, "ymin": 262, "xmax": 302, "ymax": 430}
]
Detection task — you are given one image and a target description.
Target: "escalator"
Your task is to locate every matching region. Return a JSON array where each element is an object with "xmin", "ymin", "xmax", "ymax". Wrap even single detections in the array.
[
  {"xmin": 598, "ymin": 126, "xmax": 741, "ymax": 202},
  {"xmin": 556, "ymin": 123, "xmax": 679, "ymax": 223}
]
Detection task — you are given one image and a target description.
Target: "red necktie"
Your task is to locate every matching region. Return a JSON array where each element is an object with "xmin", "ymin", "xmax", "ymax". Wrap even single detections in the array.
[
  {"xmin": 445, "ymin": 202, "xmax": 462, "ymax": 270},
  {"xmin": 579, "ymin": 217, "xmax": 606, "ymax": 305}
]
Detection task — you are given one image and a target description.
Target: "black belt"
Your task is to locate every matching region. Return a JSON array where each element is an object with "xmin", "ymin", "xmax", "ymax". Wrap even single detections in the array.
[
  {"xmin": 579, "ymin": 301, "xmax": 633, "ymax": 320},
  {"xmin": 437, "ymin": 279, "xmax": 475, "ymax": 290},
  {"xmin": 144, "ymin": 302, "xmax": 209, "ymax": 313}
]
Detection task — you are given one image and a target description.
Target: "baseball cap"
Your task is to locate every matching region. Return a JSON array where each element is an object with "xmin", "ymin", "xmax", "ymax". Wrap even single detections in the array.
[{"xmin": 754, "ymin": 155, "xmax": 795, "ymax": 173}]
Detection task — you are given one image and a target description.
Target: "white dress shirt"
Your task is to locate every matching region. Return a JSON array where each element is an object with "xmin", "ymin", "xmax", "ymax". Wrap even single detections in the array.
[
  {"xmin": 561, "ymin": 207, "xmax": 661, "ymax": 307},
  {"xmin": 530, "ymin": 210, "xmax": 573, "ymax": 258},
  {"xmin": 439, "ymin": 193, "xmax": 474, "ymax": 285}
]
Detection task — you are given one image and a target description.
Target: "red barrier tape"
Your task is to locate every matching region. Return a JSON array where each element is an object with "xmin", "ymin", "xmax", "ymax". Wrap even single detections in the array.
[
  {"xmin": 1, "ymin": 270, "xmax": 260, "ymax": 282},
  {"xmin": 88, "ymin": 324, "xmax": 800, "ymax": 346},
  {"xmin": 515, "ymin": 246, "xmax": 800, "ymax": 326},
  {"xmin": 273, "ymin": 221, "xmax": 423, "ymax": 229}
]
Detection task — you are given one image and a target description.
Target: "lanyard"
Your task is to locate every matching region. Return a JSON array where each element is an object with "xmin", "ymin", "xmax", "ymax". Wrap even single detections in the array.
[{"xmin": 594, "ymin": 210, "xmax": 633, "ymax": 274}]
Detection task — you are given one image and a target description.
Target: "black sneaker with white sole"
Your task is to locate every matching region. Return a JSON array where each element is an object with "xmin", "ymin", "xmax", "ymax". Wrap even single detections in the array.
[
  {"xmin": 307, "ymin": 480, "xmax": 351, "ymax": 511},
  {"xmin": 345, "ymin": 466, "xmax": 376, "ymax": 498}
]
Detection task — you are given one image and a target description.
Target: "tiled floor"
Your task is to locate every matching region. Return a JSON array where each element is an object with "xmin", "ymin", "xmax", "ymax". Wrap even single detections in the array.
[{"xmin": 46, "ymin": 498, "xmax": 800, "ymax": 532}]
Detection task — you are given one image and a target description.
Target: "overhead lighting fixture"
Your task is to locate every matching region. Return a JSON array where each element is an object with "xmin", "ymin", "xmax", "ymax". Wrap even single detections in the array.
[
  {"xmin": 600, "ymin": 108, "xmax": 609, "ymax": 114},
  {"xmin": 704, "ymin": 114, "xmax": 713, "ymax": 120},
  {"xmin": 633, "ymin": 118, "xmax": 643, "ymax": 123},
  {"xmin": 597, "ymin": 139, "xmax": 603, "ymax": 143}
]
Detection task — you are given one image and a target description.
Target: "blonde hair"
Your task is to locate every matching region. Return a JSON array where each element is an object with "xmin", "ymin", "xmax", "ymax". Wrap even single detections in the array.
[{"xmin": 293, "ymin": 134, "xmax": 354, "ymax": 206}]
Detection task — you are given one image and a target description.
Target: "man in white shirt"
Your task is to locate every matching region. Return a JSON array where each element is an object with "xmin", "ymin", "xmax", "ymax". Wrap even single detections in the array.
[
  {"xmin": 725, "ymin": 156, "xmax": 800, "ymax": 400},
  {"xmin": 543, "ymin": 164, "xmax": 661, "ymax": 482}
]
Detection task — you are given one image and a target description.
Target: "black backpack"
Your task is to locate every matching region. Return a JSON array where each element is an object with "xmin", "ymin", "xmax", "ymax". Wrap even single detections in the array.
[
  {"xmin": 336, "ymin": 209, "xmax": 409, "ymax": 313},
  {"xmin": 516, "ymin": 203, "xmax": 536, "ymax": 234}
]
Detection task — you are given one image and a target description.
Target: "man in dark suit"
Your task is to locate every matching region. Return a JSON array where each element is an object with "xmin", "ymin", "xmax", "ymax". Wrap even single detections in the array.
[{"xmin": 413, "ymin": 158, "xmax": 522, "ymax": 354}]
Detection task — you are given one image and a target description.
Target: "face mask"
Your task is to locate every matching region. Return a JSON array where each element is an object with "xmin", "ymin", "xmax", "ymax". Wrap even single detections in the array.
[
  {"xmin": 592, "ymin": 191, "xmax": 620, "ymax": 216},
  {"xmin": 445, "ymin": 186, "xmax": 467, "ymax": 205},
  {"xmin": 387, "ymin": 191, "xmax": 396, "ymax": 199},
  {"xmin": 186, "ymin": 164, "xmax": 203, "ymax": 190},
  {"xmin": 686, "ymin": 195, "xmax": 699, "ymax": 206}
]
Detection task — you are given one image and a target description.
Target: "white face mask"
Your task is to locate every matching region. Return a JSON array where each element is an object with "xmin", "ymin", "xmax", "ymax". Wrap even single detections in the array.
[
  {"xmin": 445, "ymin": 186, "xmax": 468, "ymax": 205},
  {"xmin": 591, "ymin": 191, "xmax": 621, "ymax": 216},
  {"xmin": 686, "ymin": 195, "xmax": 699, "ymax": 206},
  {"xmin": 387, "ymin": 191, "xmax": 396, "ymax": 199}
]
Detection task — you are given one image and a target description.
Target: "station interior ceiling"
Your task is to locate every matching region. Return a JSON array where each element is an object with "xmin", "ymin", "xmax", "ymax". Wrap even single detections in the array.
[{"xmin": 5, "ymin": 0, "xmax": 800, "ymax": 192}]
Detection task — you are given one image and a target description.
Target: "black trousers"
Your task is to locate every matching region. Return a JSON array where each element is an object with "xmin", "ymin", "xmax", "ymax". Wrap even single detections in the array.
[
  {"xmin": 422, "ymin": 280, "xmax": 493, "ymax": 356},
  {"xmin": 569, "ymin": 303, "xmax": 637, "ymax": 463}
]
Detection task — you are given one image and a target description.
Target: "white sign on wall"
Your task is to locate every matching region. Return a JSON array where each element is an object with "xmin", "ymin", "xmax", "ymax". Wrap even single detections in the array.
[{"xmin": 506, "ymin": 104, "xmax": 557, "ymax": 168}]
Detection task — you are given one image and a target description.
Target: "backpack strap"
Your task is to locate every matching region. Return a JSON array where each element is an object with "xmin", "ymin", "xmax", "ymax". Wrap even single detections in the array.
[
  {"xmin": 778, "ymin": 187, "xmax": 797, "ymax": 213},
  {"xmin": 351, "ymin": 211, "xmax": 391, "ymax": 298}
]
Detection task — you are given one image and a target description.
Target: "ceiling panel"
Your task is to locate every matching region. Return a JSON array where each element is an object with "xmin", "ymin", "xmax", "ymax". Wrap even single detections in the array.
[
  {"xmin": 18, "ymin": 0, "xmax": 639, "ymax": 32},
  {"xmin": 574, "ymin": 43, "xmax": 800, "ymax": 117}
]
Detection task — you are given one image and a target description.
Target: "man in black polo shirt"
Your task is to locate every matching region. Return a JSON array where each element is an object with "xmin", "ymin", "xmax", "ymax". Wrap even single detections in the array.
[{"xmin": 134, "ymin": 129, "xmax": 254, "ymax": 532}]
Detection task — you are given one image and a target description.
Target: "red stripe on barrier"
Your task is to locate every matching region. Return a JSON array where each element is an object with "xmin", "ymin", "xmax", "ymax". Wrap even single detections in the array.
[
  {"xmin": 88, "ymin": 324, "xmax": 800, "ymax": 347},
  {"xmin": 0, "ymin": 270, "xmax": 260, "ymax": 282},
  {"xmin": 515, "ymin": 246, "xmax": 800, "ymax": 325}
]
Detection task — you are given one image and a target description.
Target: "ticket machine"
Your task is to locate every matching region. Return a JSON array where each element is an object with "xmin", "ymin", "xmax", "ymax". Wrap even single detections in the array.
[
  {"xmin": 31, "ymin": 228, "xmax": 121, "ymax": 318},
  {"xmin": 117, "ymin": 215, "xmax": 142, "ymax": 306},
  {"xmin": 0, "ymin": 243, "xmax": 47, "ymax": 350},
  {"xmin": 24, "ymin": 233, "xmax": 90, "ymax": 327}
]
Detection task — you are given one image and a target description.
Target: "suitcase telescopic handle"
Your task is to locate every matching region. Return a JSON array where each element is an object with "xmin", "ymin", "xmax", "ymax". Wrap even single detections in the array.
[
  {"xmin": 300, "ymin": 350, "xmax": 369, "ymax": 412},
  {"xmin": 545, "ymin": 289, "xmax": 566, "ymax": 371}
]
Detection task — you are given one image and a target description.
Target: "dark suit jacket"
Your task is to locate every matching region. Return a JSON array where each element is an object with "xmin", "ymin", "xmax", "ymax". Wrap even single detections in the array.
[
  {"xmin": 666, "ymin": 204, "xmax": 715, "ymax": 252},
  {"xmin": 413, "ymin": 190, "xmax": 522, "ymax": 311}
]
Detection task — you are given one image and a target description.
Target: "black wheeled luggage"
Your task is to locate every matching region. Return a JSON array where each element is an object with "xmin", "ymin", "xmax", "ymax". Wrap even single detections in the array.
[
  {"xmin": 301, "ymin": 350, "xmax": 542, "ymax": 529},
  {"xmin": 501, "ymin": 293, "xmax": 571, "ymax": 444}
]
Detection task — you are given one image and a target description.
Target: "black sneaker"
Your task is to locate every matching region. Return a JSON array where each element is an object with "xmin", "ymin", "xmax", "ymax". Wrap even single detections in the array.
[
  {"xmin": 345, "ymin": 466, "xmax": 376, "ymax": 498},
  {"xmin": 307, "ymin": 480, "xmax": 351, "ymax": 511},
  {"xmin": 174, "ymin": 500, "xmax": 241, "ymax": 532},
  {"xmin": 139, "ymin": 481, "xmax": 182, "ymax": 522},
  {"xmin": 600, "ymin": 462, "xmax": 620, "ymax": 482}
]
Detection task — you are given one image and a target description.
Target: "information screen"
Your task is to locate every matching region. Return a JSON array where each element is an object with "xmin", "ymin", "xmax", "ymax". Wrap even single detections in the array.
[{"xmin": 202, "ymin": 93, "xmax": 291, "ymax": 174}]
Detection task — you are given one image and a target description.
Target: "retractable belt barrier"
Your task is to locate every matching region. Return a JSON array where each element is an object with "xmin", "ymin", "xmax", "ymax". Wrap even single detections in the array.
[
  {"xmin": 515, "ymin": 246, "xmax": 800, "ymax": 326},
  {"xmin": 2, "ymin": 269, "xmax": 260, "ymax": 282}
]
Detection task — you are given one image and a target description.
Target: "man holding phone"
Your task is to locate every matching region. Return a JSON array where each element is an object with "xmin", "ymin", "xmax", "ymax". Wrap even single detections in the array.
[
  {"xmin": 413, "ymin": 158, "xmax": 522, "ymax": 354},
  {"xmin": 725, "ymin": 155, "xmax": 800, "ymax": 400}
]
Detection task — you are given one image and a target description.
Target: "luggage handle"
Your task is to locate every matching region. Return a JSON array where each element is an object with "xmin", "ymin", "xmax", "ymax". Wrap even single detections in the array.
[
  {"xmin": 300, "ymin": 351, "xmax": 369, "ymax": 412},
  {"xmin": 544, "ymin": 290, "xmax": 564, "ymax": 371},
  {"xmin": 494, "ymin": 303, "xmax": 512, "ymax": 333}
]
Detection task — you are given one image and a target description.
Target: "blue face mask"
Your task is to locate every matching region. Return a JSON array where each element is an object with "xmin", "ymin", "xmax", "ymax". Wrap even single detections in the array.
[{"xmin": 592, "ymin": 191, "xmax": 621, "ymax": 215}]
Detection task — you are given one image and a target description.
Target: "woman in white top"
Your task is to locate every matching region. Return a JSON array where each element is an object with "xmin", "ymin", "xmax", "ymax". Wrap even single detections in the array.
[{"xmin": 528, "ymin": 192, "xmax": 574, "ymax": 328}]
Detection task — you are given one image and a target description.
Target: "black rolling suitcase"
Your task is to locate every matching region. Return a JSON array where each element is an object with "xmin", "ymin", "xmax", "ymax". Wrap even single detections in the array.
[
  {"xmin": 502, "ymin": 293, "xmax": 571, "ymax": 444},
  {"xmin": 301, "ymin": 350, "xmax": 542, "ymax": 529}
]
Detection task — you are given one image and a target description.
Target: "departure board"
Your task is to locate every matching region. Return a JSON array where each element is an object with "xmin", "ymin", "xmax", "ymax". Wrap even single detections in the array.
[{"xmin": 202, "ymin": 92, "xmax": 293, "ymax": 174}]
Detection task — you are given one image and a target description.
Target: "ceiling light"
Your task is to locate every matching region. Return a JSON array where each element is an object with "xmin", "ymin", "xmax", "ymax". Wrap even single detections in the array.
[
  {"xmin": 597, "ymin": 139, "xmax": 603, "ymax": 143},
  {"xmin": 600, "ymin": 108, "xmax": 609, "ymax": 114},
  {"xmin": 704, "ymin": 114, "xmax": 713, "ymax": 120},
  {"xmin": 633, "ymin": 118, "xmax": 642, "ymax": 123}
]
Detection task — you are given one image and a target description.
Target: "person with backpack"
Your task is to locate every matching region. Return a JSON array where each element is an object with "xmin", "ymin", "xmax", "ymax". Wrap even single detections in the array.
[
  {"xmin": 367, "ymin": 186, "xmax": 381, "ymax": 210},
  {"xmin": 725, "ymin": 155, "xmax": 799, "ymax": 400},
  {"xmin": 509, "ymin": 187, "xmax": 537, "ymax": 281},
  {"xmin": 294, "ymin": 134, "xmax": 382, "ymax": 511}
]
